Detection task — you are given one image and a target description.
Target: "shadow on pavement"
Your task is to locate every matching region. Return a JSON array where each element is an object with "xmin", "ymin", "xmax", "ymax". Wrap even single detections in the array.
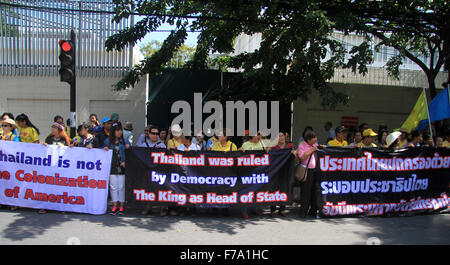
[{"xmin": 1, "ymin": 206, "xmax": 449, "ymax": 244}]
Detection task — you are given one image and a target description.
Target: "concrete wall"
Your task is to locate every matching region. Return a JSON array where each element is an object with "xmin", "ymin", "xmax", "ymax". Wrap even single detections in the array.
[{"xmin": 0, "ymin": 75, "xmax": 148, "ymax": 143}]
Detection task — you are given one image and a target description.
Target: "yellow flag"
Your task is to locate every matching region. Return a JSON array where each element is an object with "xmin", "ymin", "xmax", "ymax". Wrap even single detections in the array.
[{"xmin": 400, "ymin": 91, "xmax": 428, "ymax": 133}]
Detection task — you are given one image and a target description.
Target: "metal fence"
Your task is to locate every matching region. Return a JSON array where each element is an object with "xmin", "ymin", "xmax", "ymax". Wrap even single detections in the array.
[{"xmin": 0, "ymin": 0, "xmax": 133, "ymax": 77}]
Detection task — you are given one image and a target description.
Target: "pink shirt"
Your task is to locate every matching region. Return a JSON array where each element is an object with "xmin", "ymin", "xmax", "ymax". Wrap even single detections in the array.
[{"xmin": 297, "ymin": 141, "xmax": 318, "ymax": 169}]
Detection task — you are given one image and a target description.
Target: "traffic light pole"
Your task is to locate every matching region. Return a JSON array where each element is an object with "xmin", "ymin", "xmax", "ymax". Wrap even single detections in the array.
[{"xmin": 70, "ymin": 30, "xmax": 76, "ymax": 138}]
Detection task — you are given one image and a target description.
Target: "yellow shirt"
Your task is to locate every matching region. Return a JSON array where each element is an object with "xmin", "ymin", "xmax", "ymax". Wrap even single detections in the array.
[
  {"xmin": 212, "ymin": 141, "xmax": 237, "ymax": 151},
  {"xmin": 241, "ymin": 141, "xmax": 265, "ymax": 151},
  {"xmin": 443, "ymin": 140, "xmax": 450, "ymax": 148},
  {"xmin": 399, "ymin": 139, "xmax": 408, "ymax": 147},
  {"xmin": 18, "ymin": 127, "xmax": 39, "ymax": 143},
  {"xmin": 167, "ymin": 138, "xmax": 182, "ymax": 149},
  {"xmin": 359, "ymin": 141, "xmax": 377, "ymax": 148},
  {"xmin": 328, "ymin": 139, "xmax": 348, "ymax": 147}
]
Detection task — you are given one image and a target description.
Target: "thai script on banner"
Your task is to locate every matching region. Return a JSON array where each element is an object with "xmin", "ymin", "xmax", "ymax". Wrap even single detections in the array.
[{"xmin": 320, "ymin": 151, "xmax": 450, "ymax": 172}]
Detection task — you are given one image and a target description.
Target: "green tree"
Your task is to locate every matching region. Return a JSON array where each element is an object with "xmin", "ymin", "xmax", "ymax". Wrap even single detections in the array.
[{"xmin": 332, "ymin": 0, "xmax": 450, "ymax": 99}]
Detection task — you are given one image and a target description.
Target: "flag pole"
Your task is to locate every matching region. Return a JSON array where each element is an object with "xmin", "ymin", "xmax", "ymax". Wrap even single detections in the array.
[{"xmin": 423, "ymin": 87, "xmax": 433, "ymax": 139}]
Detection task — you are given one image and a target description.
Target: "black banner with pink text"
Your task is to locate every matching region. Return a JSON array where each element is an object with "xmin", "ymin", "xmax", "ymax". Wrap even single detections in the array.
[
  {"xmin": 316, "ymin": 147, "xmax": 450, "ymax": 217},
  {"xmin": 125, "ymin": 148, "xmax": 295, "ymax": 208}
]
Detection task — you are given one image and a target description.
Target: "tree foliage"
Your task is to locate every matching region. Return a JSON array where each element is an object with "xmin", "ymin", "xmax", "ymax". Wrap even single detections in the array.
[{"xmin": 335, "ymin": 0, "xmax": 450, "ymax": 98}]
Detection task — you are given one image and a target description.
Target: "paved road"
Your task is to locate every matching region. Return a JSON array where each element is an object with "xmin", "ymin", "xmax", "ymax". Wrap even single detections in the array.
[{"xmin": 0, "ymin": 207, "xmax": 449, "ymax": 245}]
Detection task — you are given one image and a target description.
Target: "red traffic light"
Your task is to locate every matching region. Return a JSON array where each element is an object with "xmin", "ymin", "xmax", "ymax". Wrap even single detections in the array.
[{"xmin": 59, "ymin": 40, "xmax": 72, "ymax": 52}]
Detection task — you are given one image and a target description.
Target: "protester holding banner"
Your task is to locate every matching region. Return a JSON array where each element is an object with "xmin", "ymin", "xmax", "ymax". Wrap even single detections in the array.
[
  {"xmin": 167, "ymin": 124, "xmax": 183, "ymax": 149},
  {"xmin": 443, "ymin": 130, "xmax": 450, "ymax": 147},
  {"xmin": 103, "ymin": 122, "xmax": 130, "ymax": 215},
  {"xmin": 422, "ymin": 134, "xmax": 434, "ymax": 147},
  {"xmin": 159, "ymin": 128, "xmax": 169, "ymax": 146},
  {"xmin": 269, "ymin": 132, "xmax": 296, "ymax": 217},
  {"xmin": 240, "ymin": 132, "xmax": 266, "ymax": 151},
  {"xmin": 123, "ymin": 122, "xmax": 134, "ymax": 146},
  {"xmin": 297, "ymin": 130, "xmax": 320, "ymax": 218},
  {"xmin": 44, "ymin": 122, "xmax": 71, "ymax": 147},
  {"xmin": 297, "ymin": 126, "xmax": 314, "ymax": 146},
  {"xmin": 1, "ymin": 113, "xmax": 20, "ymax": 141},
  {"xmin": 92, "ymin": 117, "xmax": 112, "ymax": 148},
  {"xmin": 206, "ymin": 131, "xmax": 218, "ymax": 150},
  {"xmin": 386, "ymin": 131, "xmax": 402, "ymax": 149},
  {"xmin": 15, "ymin": 113, "xmax": 40, "ymax": 144},
  {"xmin": 239, "ymin": 132, "xmax": 265, "ymax": 218}
]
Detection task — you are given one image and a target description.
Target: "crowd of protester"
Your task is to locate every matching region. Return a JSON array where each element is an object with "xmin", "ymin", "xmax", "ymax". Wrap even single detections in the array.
[{"xmin": 1, "ymin": 112, "xmax": 449, "ymax": 218}]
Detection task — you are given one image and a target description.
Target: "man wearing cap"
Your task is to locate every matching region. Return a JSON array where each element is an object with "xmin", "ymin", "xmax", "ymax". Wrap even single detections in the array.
[
  {"xmin": 0, "ymin": 119, "xmax": 20, "ymax": 142},
  {"xmin": 359, "ymin": 129, "xmax": 378, "ymax": 147},
  {"xmin": 327, "ymin": 126, "xmax": 348, "ymax": 147},
  {"xmin": 92, "ymin": 117, "xmax": 112, "ymax": 148}
]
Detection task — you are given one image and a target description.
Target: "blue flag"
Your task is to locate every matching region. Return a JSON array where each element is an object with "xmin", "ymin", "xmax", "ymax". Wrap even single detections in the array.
[{"xmin": 418, "ymin": 87, "xmax": 450, "ymax": 131}]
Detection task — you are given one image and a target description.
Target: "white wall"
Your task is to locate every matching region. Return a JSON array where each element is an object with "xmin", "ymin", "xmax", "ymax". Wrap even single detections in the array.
[{"xmin": 0, "ymin": 75, "xmax": 148, "ymax": 143}]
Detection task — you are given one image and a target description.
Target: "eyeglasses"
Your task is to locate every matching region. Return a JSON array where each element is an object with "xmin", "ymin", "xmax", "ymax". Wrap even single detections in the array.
[
  {"xmin": 150, "ymin": 131, "xmax": 159, "ymax": 135},
  {"xmin": 2, "ymin": 124, "xmax": 11, "ymax": 127}
]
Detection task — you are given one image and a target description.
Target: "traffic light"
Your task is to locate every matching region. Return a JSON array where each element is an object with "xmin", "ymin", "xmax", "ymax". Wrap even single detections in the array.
[{"xmin": 58, "ymin": 39, "xmax": 75, "ymax": 84}]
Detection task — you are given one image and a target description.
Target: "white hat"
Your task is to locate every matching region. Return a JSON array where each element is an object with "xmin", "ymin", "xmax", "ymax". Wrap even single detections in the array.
[
  {"xmin": 386, "ymin": 132, "xmax": 402, "ymax": 147},
  {"xmin": 171, "ymin": 124, "xmax": 182, "ymax": 137},
  {"xmin": 1, "ymin": 118, "xmax": 17, "ymax": 128}
]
